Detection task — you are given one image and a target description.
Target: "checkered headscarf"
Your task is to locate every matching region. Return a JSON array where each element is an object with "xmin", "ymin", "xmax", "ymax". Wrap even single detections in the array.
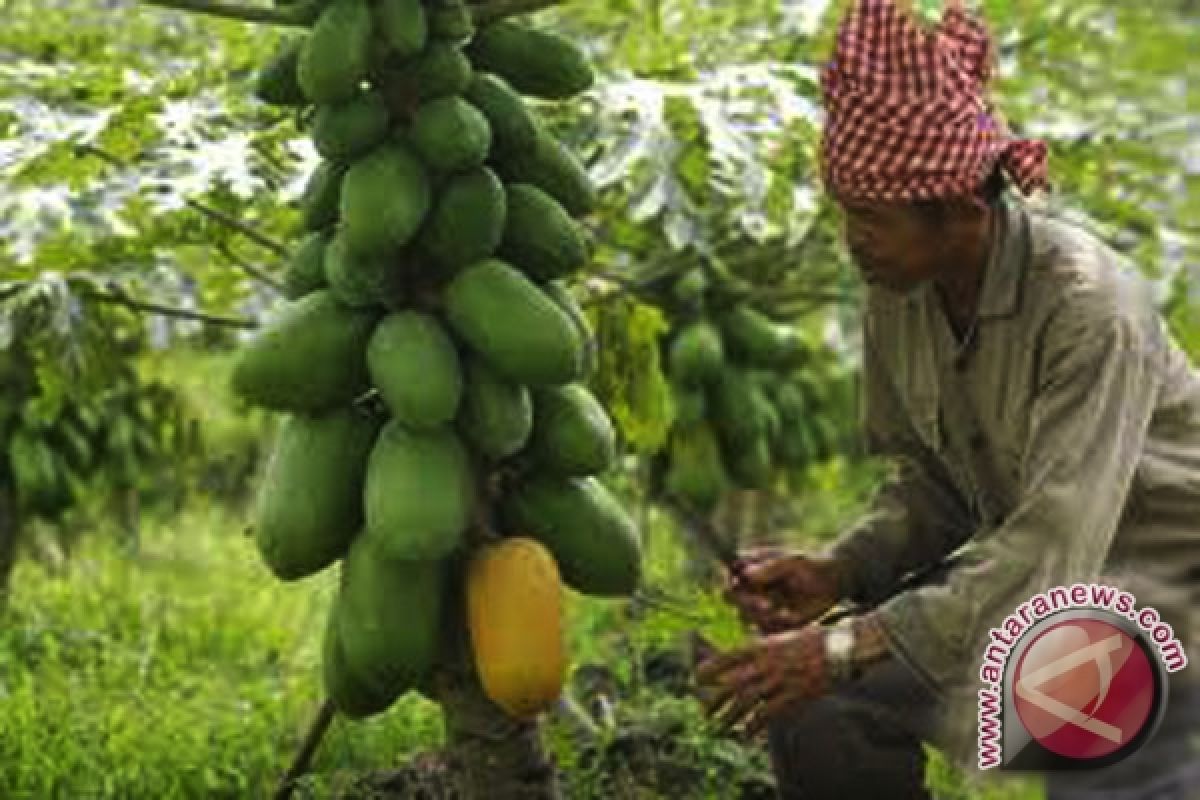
[{"xmin": 819, "ymin": 0, "xmax": 1048, "ymax": 204}]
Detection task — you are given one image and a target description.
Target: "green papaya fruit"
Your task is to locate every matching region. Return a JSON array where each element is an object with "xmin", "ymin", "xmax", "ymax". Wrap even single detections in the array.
[
  {"xmin": 284, "ymin": 231, "xmax": 330, "ymax": 300},
  {"xmin": 528, "ymin": 384, "xmax": 615, "ymax": 476},
  {"xmin": 540, "ymin": 281, "xmax": 597, "ymax": 380},
  {"xmin": 726, "ymin": 435, "xmax": 772, "ymax": 489},
  {"xmin": 298, "ymin": 0, "xmax": 373, "ymax": 104},
  {"xmin": 464, "ymin": 21, "xmax": 593, "ymax": 100},
  {"xmin": 444, "ymin": 259, "xmax": 583, "ymax": 386},
  {"xmin": 500, "ymin": 474, "xmax": 641, "ymax": 597},
  {"xmin": 374, "ymin": 0, "xmax": 427, "ymax": 61},
  {"xmin": 408, "ymin": 95, "xmax": 492, "ymax": 174},
  {"xmin": 254, "ymin": 38, "xmax": 307, "ymax": 106},
  {"xmin": 340, "ymin": 141, "xmax": 431, "ymax": 255},
  {"xmin": 301, "ymin": 159, "xmax": 346, "ymax": 232},
  {"xmin": 456, "ymin": 355, "xmax": 532, "ymax": 460},
  {"xmin": 391, "ymin": 41, "xmax": 472, "ymax": 103},
  {"xmin": 364, "ymin": 421, "xmax": 472, "ymax": 560},
  {"xmin": 254, "ymin": 408, "xmax": 382, "ymax": 581},
  {"xmin": 367, "ymin": 311, "xmax": 462, "ymax": 428},
  {"xmin": 428, "ymin": 0, "xmax": 474, "ymax": 43},
  {"xmin": 664, "ymin": 422, "xmax": 727, "ymax": 513},
  {"xmin": 671, "ymin": 385, "xmax": 706, "ymax": 426},
  {"xmin": 672, "ymin": 269, "xmax": 709, "ymax": 306},
  {"xmin": 418, "ymin": 166, "xmax": 506, "ymax": 269},
  {"xmin": 718, "ymin": 305, "xmax": 793, "ymax": 366},
  {"xmin": 336, "ymin": 534, "xmax": 444, "ymax": 700},
  {"xmin": 324, "ymin": 231, "xmax": 392, "ymax": 308},
  {"xmin": 497, "ymin": 183, "xmax": 587, "ymax": 282},
  {"xmin": 707, "ymin": 367, "xmax": 765, "ymax": 448},
  {"xmin": 231, "ymin": 290, "xmax": 379, "ymax": 412},
  {"xmin": 323, "ymin": 596, "xmax": 396, "ymax": 718},
  {"xmin": 667, "ymin": 321, "xmax": 724, "ymax": 386},
  {"xmin": 492, "ymin": 125, "xmax": 596, "ymax": 218},
  {"xmin": 464, "ymin": 73, "xmax": 538, "ymax": 156},
  {"xmin": 312, "ymin": 90, "xmax": 390, "ymax": 161}
]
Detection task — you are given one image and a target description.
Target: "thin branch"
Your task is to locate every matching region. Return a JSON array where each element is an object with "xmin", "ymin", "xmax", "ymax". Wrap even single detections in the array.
[
  {"xmin": 272, "ymin": 698, "xmax": 337, "ymax": 800},
  {"xmin": 138, "ymin": 0, "xmax": 311, "ymax": 26},
  {"xmin": 217, "ymin": 241, "xmax": 286, "ymax": 294},
  {"xmin": 187, "ymin": 200, "xmax": 289, "ymax": 259},
  {"xmin": 80, "ymin": 287, "xmax": 258, "ymax": 329},
  {"xmin": 472, "ymin": 0, "xmax": 568, "ymax": 25}
]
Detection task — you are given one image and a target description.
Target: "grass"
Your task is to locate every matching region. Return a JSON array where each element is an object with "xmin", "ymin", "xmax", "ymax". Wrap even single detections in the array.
[{"xmin": 0, "ymin": 466, "xmax": 1043, "ymax": 798}]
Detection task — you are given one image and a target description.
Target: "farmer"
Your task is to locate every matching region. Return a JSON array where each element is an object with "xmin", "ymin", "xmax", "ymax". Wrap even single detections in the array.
[{"xmin": 695, "ymin": 1, "xmax": 1200, "ymax": 798}]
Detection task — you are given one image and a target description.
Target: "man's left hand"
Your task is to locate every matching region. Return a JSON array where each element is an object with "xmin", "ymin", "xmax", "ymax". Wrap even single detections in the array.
[{"xmin": 695, "ymin": 623, "xmax": 830, "ymax": 738}]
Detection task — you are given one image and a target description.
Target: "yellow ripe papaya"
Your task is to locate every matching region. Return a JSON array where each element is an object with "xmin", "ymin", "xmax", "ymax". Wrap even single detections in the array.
[{"xmin": 467, "ymin": 537, "xmax": 565, "ymax": 719}]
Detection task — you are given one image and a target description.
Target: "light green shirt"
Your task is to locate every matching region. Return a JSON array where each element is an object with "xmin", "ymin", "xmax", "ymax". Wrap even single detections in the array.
[{"xmin": 827, "ymin": 192, "xmax": 1200, "ymax": 764}]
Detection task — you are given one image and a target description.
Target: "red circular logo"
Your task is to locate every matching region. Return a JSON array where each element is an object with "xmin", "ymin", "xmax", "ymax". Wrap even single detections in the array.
[{"xmin": 1012, "ymin": 618, "xmax": 1157, "ymax": 761}]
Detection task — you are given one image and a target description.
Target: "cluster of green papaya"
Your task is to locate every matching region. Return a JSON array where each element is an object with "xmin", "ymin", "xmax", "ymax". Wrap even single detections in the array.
[
  {"xmin": 240, "ymin": 0, "xmax": 641, "ymax": 720},
  {"xmin": 3, "ymin": 379, "xmax": 195, "ymax": 519},
  {"xmin": 660, "ymin": 269, "xmax": 842, "ymax": 513}
]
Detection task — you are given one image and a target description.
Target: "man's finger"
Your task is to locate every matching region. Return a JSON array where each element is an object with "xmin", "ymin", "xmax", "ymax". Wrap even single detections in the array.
[
  {"xmin": 744, "ymin": 689, "xmax": 801, "ymax": 739},
  {"xmin": 695, "ymin": 647, "xmax": 755, "ymax": 685},
  {"xmin": 740, "ymin": 556, "xmax": 799, "ymax": 587},
  {"xmin": 736, "ymin": 546, "xmax": 787, "ymax": 565},
  {"xmin": 715, "ymin": 680, "xmax": 767, "ymax": 732}
]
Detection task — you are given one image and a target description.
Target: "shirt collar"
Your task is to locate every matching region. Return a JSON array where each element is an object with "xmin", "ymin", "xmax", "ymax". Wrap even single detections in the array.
[
  {"xmin": 908, "ymin": 193, "xmax": 1030, "ymax": 319},
  {"xmin": 974, "ymin": 194, "xmax": 1030, "ymax": 319}
]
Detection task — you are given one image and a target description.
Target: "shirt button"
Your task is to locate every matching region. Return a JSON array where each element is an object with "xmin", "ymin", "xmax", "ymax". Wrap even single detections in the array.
[
  {"xmin": 954, "ymin": 358, "xmax": 968, "ymax": 373},
  {"xmin": 969, "ymin": 432, "xmax": 986, "ymax": 451}
]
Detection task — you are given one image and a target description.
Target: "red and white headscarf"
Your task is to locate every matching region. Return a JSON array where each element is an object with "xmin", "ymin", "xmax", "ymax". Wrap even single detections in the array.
[{"xmin": 819, "ymin": 0, "xmax": 1048, "ymax": 204}]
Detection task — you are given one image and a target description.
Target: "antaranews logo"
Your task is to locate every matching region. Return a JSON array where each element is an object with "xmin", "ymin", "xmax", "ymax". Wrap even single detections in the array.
[{"xmin": 976, "ymin": 583, "xmax": 1188, "ymax": 771}]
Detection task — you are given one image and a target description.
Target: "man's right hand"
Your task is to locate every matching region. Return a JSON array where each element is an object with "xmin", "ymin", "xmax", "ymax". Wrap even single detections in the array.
[{"xmin": 724, "ymin": 548, "xmax": 847, "ymax": 633}]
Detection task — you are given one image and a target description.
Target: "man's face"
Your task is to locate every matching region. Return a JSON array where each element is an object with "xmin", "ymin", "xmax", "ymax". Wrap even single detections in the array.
[{"xmin": 836, "ymin": 198, "xmax": 944, "ymax": 293}]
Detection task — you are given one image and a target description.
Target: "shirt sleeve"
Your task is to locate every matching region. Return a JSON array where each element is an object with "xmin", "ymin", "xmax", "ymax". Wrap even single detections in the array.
[
  {"xmin": 874, "ymin": 294, "xmax": 1165, "ymax": 692},
  {"xmin": 823, "ymin": 315, "xmax": 975, "ymax": 607}
]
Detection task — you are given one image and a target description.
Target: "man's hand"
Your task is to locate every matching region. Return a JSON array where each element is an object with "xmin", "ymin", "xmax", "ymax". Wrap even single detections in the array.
[
  {"xmin": 695, "ymin": 613, "xmax": 892, "ymax": 737},
  {"xmin": 696, "ymin": 623, "xmax": 829, "ymax": 738},
  {"xmin": 725, "ymin": 549, "xmax": 846, "ymax": 633}
]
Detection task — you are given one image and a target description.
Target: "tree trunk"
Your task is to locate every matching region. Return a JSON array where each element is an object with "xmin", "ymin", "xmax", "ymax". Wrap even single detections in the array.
[
  {"xmin": 0, "ymin": 480, "xmax": 20, "ymax": 613},
  {"xmin": 429, "ymin": 621, "xmax": 561, "ymax": 800}
]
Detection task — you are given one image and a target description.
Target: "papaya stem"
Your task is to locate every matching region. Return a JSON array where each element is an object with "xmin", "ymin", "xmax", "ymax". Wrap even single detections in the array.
[
  {"xmin": 138, "ymin": 0, "xmax": 311, "ymax": 26},
  {"xmin": 272, "ymin": 698, "xmax": 337, "ymax": 800}
]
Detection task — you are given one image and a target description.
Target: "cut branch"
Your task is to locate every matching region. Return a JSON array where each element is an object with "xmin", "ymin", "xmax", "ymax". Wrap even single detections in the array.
[
  {"xmin": 218, "ymin": 241, "xmax": 286, "ymax": 294},
  {"xmin": 272, "ymin": 698, "xmax": 337, "ymax": 800},
  {"xmin": 80, "ymin": 287, "xmax": 258, "ymax": 329},
  {"xmin": 138, "ymin": 0, "xmax": 311, "ymax": 26}
]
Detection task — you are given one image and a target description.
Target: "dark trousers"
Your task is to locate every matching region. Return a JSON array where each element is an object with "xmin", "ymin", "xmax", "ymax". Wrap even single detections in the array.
[{"xmin": 765, "ymin": 658, "xmax": 1200, "ymax": 800}]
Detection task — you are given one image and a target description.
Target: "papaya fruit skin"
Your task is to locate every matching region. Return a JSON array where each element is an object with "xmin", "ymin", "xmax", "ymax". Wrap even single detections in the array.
[
  {"xmin": 444, "ymin": 259, "xmax": 583, "ymax": 386},
  {"xmin": 541, "ymin": 281, "xmax": 597, "ymax": 380},
  {"xmin": 409, "ymin": 96, "xmax": 492, "ymax": 174},
  {"xmin": 464, "ymin": 21, "xmax": 593, "ymax": 100},
  {"xmin": 312, "ymin": 90, "xmax": 390, "ymax": 161},
  {"xmin": 364, "ymin": 421, "xmax": 473, "ymax": 560},
  {"xmin": 254, "ymin": 38, "xmax": 307, "ymax": 106},
  {"xmin": 457, "ymin": 356, "xmax": 532, "ymax": 460},
  {"xmin": 528, "ymin": 384, "xmax": 614, "ymax": 477},
  {"xmin": 500, "ymin": 474, "xmax": 641, "ymax": 597},
  {"xmin": 498, "ymin": 183, "xmax": 587, "ymax": 283},
  {"xmin": 323, "ymin": 594, "xmax": 398, "ymax": 719},
  {"xmin": 374, "ymin": 0, "xmax": 427, "ymax": 61},
  {"xmin": 298, "ymin": 0, "xmax": 373, "ymax": 104},
  {"xmin": 664, "ymin": 422, "xmax": 727, "ymax": 513},
  {"xmin": 667, "ymin": 321, "xmax": 724, "ymax": 386},
  {"xmin": 707, "ymin": 367, "xmax": 766, "ymax": 448},
  {"xmin": 336, "ymin": 534, "xmax": 445, "ymax": 701},
  {"xmin": 231, "ymin": 290, "xmax": 379, "ymax": 413},
  {"xmin": 717, "ymin": 305, "xmax": 791, "ymax": 366},
  {"xmin": 726, "ymin": 435, "xmax": 772, "ymax": 489},
  {"xmin": 367, "ymin": 312, "xmax": 462, "ymax": 429},
  {"xmin": 467, "ymin": 537, "xmax": 565, "ymax": 719},
  {"xmin": 284, "ymin": 231, "xmax": 330, "ymax": 300},
  {"xmin": 324, "ymin": 231, "xmax": 392, "ymax": 309},
  {"xmin": 418, "ymin": 166, "xmax": 507, "ymax": 269},
  {"xmin": 255, "ymin": 408, "xmax": 382, "ymax": 581},
  {"xmin": 491, "ymin": 126, "xmax": 597, "ymax": 218},
  {"xmin": 390, "ymin": 41, "xmax": 472, "ymax": 103},
  {"xmin": 340, "ymin": 141, "xmax": 432, "ymax": 256},
  {"xmin": 464, "ymin": 73, "xmax": 537, "ymax": 156},
  {"xmin": 301, "ymin": 159, "xmax": 347, "ymax": 232}
]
